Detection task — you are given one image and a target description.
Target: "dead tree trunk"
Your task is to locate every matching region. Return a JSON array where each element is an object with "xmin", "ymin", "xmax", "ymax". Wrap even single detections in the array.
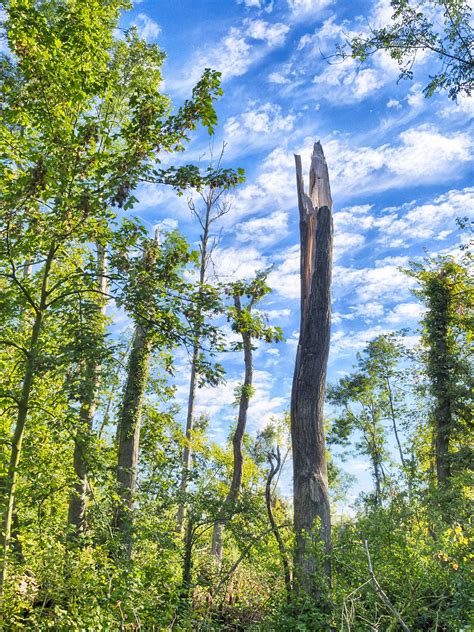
[
  {"xmin": 210, "ymin": 294, "xmax": 252, "ymax": 561},
  {"xmin": 291, "ymin": 142, "xmax": 333, "ymax": 597},
  {"xmin": 68, "ymin": 244, "xmax": 107, "ymax": 536}
]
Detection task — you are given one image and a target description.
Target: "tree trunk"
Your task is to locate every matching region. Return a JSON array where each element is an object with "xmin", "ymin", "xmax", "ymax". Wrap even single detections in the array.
[
  {"xmin": 176, "ymin": 343, "xmax": 199, "ymax": 534},
  {"xmin": 385, "ymin": 377, "xmax": 407, "ymax": 470},
  {"xmin": 0, "ymin": 246, "xmax": 54, "ymax": 602},
  {"xmin": 291, "ymin": 142, "xmax": 333, "ymax": 597},
  {"xmin": 176, "ymin": 214, "xmax": 209, "ymax": 534},
  {"xmin": 373, "ymin": 458, "xmax": 382, "ymax": 506},
  {"xmin": 115, "ymin": 323, "xmax": 153, "ymax": 558},
  {"xmin": 266, "ymin": 448, "xmax": 292, "ymax": 601},
  {"xmin": 67, "ymin": 245, "xmax": 107, "ymax": 536},
  {"xmin": 431, "ymin": 292, "xmax": 452, "ymax": 488},
  {"xmin": 211, "ymin": 295, "xmax": 252, "ymax": 561},
  {"xmin": 180, "ymin": 518, "xmax": 194, "ymax": 603}
]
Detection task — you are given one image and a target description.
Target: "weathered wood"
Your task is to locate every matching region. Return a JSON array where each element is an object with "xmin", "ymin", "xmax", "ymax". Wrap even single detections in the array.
[{"xmin": 291, "ymin": 142, "xmax": 333, "ymax": 597}]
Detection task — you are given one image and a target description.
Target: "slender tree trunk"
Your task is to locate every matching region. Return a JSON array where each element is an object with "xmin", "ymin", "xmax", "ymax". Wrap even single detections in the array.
[
  {"xmin": 176, "ymin": 344, "xmax": 199, "ymax": 533},
  {"xmin": 266, "ymin": 449, "xmax": 292, "ymax": 601},
  {"xmin": 176, "ymin": 218, "xmax": 209, "ymax": 534},
  {"xmin": 291, "ymin": 142, "xmax": 333, "ymax": 597},
  {"xmin": 68, "ymin": 245, "xmax": 107, "ymax": 536},
  {"xmin": 373, "ymin": 459, "xmax": 382, "ymax": 506},
  {"xmin": 180, "ymin": 518, "xmax": 194, "ymax": 603},
  {"xmin": 115, "ymin": 323, "xmax": 153, "ymax": 558},
  {"xmin": 211, "ymin": 296, "xmax": 252, "ymax": 561},
  {"xmin": 385, "ymin": 377, "xmax": 407, "ymax": 470},
  {"xmin": 431, "ymin": 302, "xmax": 452, "ymax": 488},
  {"xmin": 0, "ymin": 247, "xmax": 55, "ymax": 602},
  {"xmin": 114, "ymin": 233, "xmax": 160, "ymax": 558}
]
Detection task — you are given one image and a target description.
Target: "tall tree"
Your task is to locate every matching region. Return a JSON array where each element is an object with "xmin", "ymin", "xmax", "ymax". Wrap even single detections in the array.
[
  {"xmin": 328, "ymin": 373, "xmax": 390, "ymax": 506},
  {"xmin": 210, "ymin": 272, "xmax": 282, "ymax": 561},
  {"xmin": 0, "ymin": 0, "xmax": 226, "ymax": 594},
  {"xmin": 406, "ymin": 256, "xmax": 472, "ymax": 499},
  {"xmin": 291, "ymin": 142, "xmax": 333, "ymax": 597},
  {"xmin": 176, "ymin": 144, "xmax": 243, "ymax": 534},
  {"xmin": 112, "ymin": 228, "xmax": 192, "ymax": 556},
  {"xmin": 67, "ymin": 244, "xmax": 108, "ymax": 536}
]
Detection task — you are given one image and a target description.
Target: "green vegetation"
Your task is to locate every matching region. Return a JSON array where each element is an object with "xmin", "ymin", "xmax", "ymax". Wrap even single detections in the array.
[{"xmin": 0, "ymin": 0, "xmax": 472, "ymax": 629}]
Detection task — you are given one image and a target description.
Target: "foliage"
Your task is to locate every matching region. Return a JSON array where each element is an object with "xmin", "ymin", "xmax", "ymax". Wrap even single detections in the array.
[
  {"xmin": 0, "ymin": 0, "xmax": 472, "ymax": 629},
  {"xmin": 338, "ymin": 0, "xmax": 474, "ymax": 99}
]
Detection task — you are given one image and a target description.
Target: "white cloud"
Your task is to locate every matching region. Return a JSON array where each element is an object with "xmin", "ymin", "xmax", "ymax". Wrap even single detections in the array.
[
  {"xmin": 387, "ymin": 99, "xmax": 402, "ymax": 109},
  {"xmin": 235, "ymin": 210, "xmax": 289, "ymax": 247},
  {"xmin": 238, "ymin": 0, "xmax": 274, "ymax": 9},
  {"xmin": 268, "ymin": 70, "xmax": 291, "ymax": 84},
  {"xmin": 406, "ymin": 84, "xmax": 425, "ymax": 109},
  {"xmin": 334, "ymin": 231, "xmax": 365, "ymax": 260},
  {"xmin": 439, "ymin": 94, "xmax": 474, "ymax": 119},
  {"xmin": 288, "ymin": 0, "xmax": 333, "ymax": 19},
  {"xmin": 330, "ymin": 325, "xmax": 393, "ymax": 359},
  {"xmin": 333, "ymin": 264, "xmax": 416, "ymax": 304},
  {"xmin": 244, "ymin": 18, "xmax": 289, "ymax": 46},
  {"xmin": 325, "ymin": 126, "xmax": 472, "ymax": 198},
  {"xmin": 132, "ymin": 13, "xmax": 160, "ymax": 41},
  {"xmin": 223, "ymin": 102, "xmax": 296, "ymax": 156},
  {"xmin": 386, "ymin": 302, "xmax": 425, "ymax": 324},
  {"xmin": 213, "ymin": 245, "xmax": 268, "ymax": 280},
  {"xmin": 267, "ymin": 244, "xmax": 300, "ymax": 299},
  {"xmin": 377, "ymin": 187, "xmax": 474, "ymax": 243},
  {"xmin": 169, "ymin": 18, "xmax": 289, "ymax": 93}
]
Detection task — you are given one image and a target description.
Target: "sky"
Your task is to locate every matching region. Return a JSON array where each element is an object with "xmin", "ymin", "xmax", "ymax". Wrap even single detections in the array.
[{"xmin": 118, "ymin": 0, "xmax": 473, "ymax": 505}]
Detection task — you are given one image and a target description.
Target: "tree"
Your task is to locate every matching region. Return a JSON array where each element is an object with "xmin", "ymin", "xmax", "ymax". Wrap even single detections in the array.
[
  {"xmin": 176, "ymin": 143, "xmax": 243, "ymax": 534},
  {"xmin": 328, "ymin": 372, "xmax": 390, "ymax": 506},
  {"xmin": 210, "ymin": 272, "xmax": 282, "ymax": 561},
  {"xmin": 406, "ymin": 256, "xmax": 472, "ymax": 502},
  {"xmin": 67, "ymin": 244, "xmax": 108, "ymax": 537},
  {"xmin": 339, "ymin": 0, "xmax": 473, "ymax": 99},
  {"xmin": 253, "ymin": 417, "xmax": 293, "ymax": 601},
  {"xmin": 0, "ymin": 0, "xmax": 226, "ymax": 595},
  {"xmin": 291, "ymin": 142, "xmax": 333, "ymax": 597}
]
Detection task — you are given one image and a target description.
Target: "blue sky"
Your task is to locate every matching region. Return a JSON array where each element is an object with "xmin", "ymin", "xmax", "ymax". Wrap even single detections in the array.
[{"xmin": 119, "ymin": 0, "xmax": 473, "ymax": 504}]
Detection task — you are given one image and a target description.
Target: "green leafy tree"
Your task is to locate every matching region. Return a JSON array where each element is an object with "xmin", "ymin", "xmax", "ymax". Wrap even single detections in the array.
[
  {"xmin": 210, "ymin": 271, "xmax": 283, "ymax": 561},
  {"xmin": 0, "ymin": 0, "xmax": 225, "ymax": 598},
  {"xmin": 405, "ymin": 255, "xmax": 472, "ymax": 510},
  {"xmin": 339, "ymin": 0, "xmax": 473, "ymax": 99}
]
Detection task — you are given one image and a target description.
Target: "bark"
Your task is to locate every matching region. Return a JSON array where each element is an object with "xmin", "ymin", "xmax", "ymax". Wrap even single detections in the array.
[
  {"xmin": 431, "ymin": 295, "xmax": 452, "ymax": 488},
  {"xmin": 115, "ymin": 234, "xmax": 160, "ymax": 558},
  {"xmin": 0, "ymin": 247, "xmax": 54, "ymax": 602},
  {"xmin": 291, "ymin": 142, "xmax": 333, "ymax": 597},
  {"xmin": 385, "ymin": 376, "xmax": 407, "ymax": 471},
  {"xmin": 373, "ymin": 459, "xmax": 382, "ymax": 506},
  {"xmin": 115, "ymin": 323, "xmax": 153, "ymax": 558},
  {"xmin": 265, "ymin": 448, "xmax": 292, "ymax": 601},
  {"xmin": 67, "ymin": 245, "xmax": 107, "ymax": 536},
  {"xmin": 211, "ymin": 295, "xmax": 252, "ymax": 561},
  {"xmin": 180, "ymin": 518, "xmax": 194, "ymax": 604},
  {"xmin": 176, "ymin": 347, "xmax": 198, "ymax": 534},
  {"xmin": 176, "ymin": 198, "xmax": 210, "ymax": 533}
]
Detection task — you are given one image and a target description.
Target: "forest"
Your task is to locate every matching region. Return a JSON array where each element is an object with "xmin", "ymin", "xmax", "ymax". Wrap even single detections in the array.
[{"xmin": 0, "ymin": 0, "xmax": 472, "ymax": 630}]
